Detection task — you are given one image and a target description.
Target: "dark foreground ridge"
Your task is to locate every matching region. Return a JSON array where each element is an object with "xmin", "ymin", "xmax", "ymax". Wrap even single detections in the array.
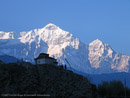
[{"xmin": 0, "ymin": 62, "xmax": 98, "ymax": 98}]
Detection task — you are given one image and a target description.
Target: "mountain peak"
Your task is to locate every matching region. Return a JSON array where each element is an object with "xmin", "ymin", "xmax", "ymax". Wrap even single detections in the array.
[
  {"xmin": 44, "ymin": 23, "xmax": 59, "ymax": 30},
  {"xmin": 94, "ymin": 39, "xmax": 102, "ymax": 43},
  {"xmin": 89, "ymin": 39, "xmax": 103, "ymax": 47}
]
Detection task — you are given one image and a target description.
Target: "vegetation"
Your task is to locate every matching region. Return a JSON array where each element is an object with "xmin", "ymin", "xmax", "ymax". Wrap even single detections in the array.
[
  {"xmin": 97, "ymin": 80, "xmax": 130, "ymax": 98},
  {"xmin": 2, "ymin": 60, "xmax": 130, "ymax": 98},
  {"xmin": 0, "ymin": 62, "xmax": 98, "ymax": 98}
]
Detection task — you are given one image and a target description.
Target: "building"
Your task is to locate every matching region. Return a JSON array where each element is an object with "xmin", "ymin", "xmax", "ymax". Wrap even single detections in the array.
[{"xmin": 34, "ymin": 53, "xmax": 58, "ymax": 65}]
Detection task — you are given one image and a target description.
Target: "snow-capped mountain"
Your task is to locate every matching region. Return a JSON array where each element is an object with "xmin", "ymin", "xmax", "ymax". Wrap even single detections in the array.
[
  {"xmin": 88, "ymin": 39, "xmax": 115, "ymax": 68},
  {"xmin": 0, "ymin": 23, "xmax": 130, "ymax": 74},
  {"xmin": 88, "ymin": 39, "xmax": 130, "ymax": 74}
]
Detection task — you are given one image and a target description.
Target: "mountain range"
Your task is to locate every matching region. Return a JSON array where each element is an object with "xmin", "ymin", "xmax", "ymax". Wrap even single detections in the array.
[{"xmin": 0, "ymin": 23, "xmax": 130, "ymax": 74}]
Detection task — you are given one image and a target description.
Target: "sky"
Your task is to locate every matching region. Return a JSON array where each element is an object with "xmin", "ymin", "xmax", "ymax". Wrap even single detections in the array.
[{"xmin": 0, "ymin": 0, "xmax": 130, "ymax": 55}]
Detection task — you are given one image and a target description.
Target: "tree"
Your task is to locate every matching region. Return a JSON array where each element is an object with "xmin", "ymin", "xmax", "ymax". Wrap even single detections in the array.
[{"xmin": 97, "ymin": 80, "xmax": 130, "ymax": 98}]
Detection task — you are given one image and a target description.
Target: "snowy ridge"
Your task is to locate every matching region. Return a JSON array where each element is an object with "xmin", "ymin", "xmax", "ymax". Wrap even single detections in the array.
[
  {"xmin": 0, "ymin": 31, "xmax": 14, "ymax": 39},
  {"xmin": 0, "ymin": 23, "xmax": 130, "ymax": 74},
  {"xmin": 18, "ymin": 23, "xmax": 81, "ymax": 58},
  {"xmin": 88, "ymin": 39, "xmax": 115, "ymax": 68},
  {"xmin": 88, "ymin": 39, "xmax": 130, "ymax": 74}
]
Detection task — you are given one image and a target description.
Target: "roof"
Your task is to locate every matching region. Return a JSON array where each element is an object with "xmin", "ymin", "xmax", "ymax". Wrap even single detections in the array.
[
  {"xmin": 34, "ymin": 53, "xmax": 56, "ymax": 61},
  {"xmin": 34, "ymin": 53, "xmax": 49, "ymax": 60}
]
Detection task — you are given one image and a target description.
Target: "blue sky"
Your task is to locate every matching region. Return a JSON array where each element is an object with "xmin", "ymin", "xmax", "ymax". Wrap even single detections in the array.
[{"xmin": 0, "ymin": 0, "xmax": 130, "ymax": 55}]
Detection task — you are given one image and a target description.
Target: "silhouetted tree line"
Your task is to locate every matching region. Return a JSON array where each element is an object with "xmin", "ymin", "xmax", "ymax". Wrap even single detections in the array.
[{"xmin": 97, "ymin": 80, "xmax": 130, "ymax": 98}]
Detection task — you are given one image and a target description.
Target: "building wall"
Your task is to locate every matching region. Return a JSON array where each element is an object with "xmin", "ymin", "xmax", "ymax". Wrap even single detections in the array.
[{"xmin": 36, "ymin": 58, "xmax": 54, "ymax": 65}]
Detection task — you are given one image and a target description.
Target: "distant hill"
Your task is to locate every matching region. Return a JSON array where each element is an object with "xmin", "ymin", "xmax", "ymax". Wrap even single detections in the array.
[
  {"xmin": 0, "ymin": 55, "xmax": 19, "ymax": 64},
  {"xmin": 71, "ymin": 68, "xmax": 130, "ymax": 88},
  {"xmin": 0, "ymin": 63, "xmax": 98, "ymax": 98},
  {"xmin": 87, "ymin": 72, "xmax": 130, "ymax": 88}
]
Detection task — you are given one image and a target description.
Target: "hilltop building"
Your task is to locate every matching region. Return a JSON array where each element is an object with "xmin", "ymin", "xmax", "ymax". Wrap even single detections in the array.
[{"xmin": 34, "ymin": 53, "xmax": 58, "ymax": 65}]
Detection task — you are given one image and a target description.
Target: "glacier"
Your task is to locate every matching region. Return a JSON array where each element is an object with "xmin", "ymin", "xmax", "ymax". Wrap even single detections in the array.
[{"xmin": 0, "ymin": 23, "xmax": 130, "ymax": 74}]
